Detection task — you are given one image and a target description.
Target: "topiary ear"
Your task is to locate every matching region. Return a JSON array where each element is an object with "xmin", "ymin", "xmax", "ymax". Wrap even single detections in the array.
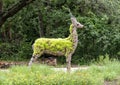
[{"xmin": 71, "ymin": 17, "xmax": 77, "ymax": 24}]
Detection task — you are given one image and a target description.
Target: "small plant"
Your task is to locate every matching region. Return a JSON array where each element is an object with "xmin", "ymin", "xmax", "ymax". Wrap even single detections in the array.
[
  {"xmin": 103, "ymin": 71, "xmax": 117, "ymax": 81},
  {"xmin": 97, "ymin": 54, "xmax": 111, "ymax": 65}
]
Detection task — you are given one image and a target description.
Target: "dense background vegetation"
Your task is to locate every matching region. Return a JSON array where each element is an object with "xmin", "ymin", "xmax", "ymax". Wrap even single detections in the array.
[{"xmin": 0, "ymin": 0, "xmax": 120, "ymax": 64}]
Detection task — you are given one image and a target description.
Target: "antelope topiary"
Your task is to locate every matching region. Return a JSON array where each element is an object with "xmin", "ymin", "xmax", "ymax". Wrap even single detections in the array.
[{"xmin": 28, "ymin": 11, "xmax": 84, "ymax": 72}]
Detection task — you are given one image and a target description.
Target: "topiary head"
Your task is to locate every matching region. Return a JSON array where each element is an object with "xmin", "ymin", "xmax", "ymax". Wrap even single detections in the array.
[{"xmin": 71, "ymin": 16, "xmax": 84, "ymax": 28}]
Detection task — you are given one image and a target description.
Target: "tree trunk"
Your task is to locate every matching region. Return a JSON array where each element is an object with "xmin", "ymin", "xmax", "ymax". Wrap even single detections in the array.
[
  {"xmin": 0, "ymin": 0, "xmax": 2, "ymax": 15},
  {"xmin": 38, "ymin": 11, "xmax": 45, "ymax": 37},
  {"xmin": 0, "ymin": 0, "xmax": 36, "ymax": 27}
]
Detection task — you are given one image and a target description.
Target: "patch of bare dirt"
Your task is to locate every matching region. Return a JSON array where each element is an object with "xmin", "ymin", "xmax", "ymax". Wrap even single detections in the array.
[{"xmin": 0, "ymin": 61, "xmax": 27, "ymax": 69}]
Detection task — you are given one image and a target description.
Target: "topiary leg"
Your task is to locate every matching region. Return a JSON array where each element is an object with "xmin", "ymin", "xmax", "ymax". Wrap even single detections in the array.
[
  {"xmin": 66, "ymin": 54, "xmax": 72, "ymax": 73},
  {"xmin": 28, "ymin": 54, "xmax": 40, "ymax": 67}
]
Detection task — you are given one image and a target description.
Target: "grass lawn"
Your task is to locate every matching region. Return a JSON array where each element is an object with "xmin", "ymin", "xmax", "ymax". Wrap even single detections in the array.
[{"xmin": 0, "ymin": 60, "xmax": 120, "ymax": 85}]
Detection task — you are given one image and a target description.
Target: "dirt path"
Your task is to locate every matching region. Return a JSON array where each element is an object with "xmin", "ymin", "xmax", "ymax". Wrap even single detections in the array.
[{"xmin": 54, "ymin": 67, "xmax": 89, "ymax": 72}]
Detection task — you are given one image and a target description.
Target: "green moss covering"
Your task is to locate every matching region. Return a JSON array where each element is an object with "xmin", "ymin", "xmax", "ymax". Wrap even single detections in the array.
[
  {"xmin": 69, "ymin": 24, "xmax": 73, "ymax": 33},
  {"xmin": 65, "ymin": 24, "xmax": 74, "ymax": 41},
  {"xmin": 33, "ymin": 24, "xmax": 74, "ymax": 57}
]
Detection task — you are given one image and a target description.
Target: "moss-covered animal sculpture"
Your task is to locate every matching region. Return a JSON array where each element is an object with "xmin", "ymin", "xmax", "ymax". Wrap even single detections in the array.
[{"xmin": 28, "ymin": 13, "xmax": 84, "ymax": 72}]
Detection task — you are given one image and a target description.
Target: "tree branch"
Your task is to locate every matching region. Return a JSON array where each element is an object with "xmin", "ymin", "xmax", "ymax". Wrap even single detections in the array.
[{"xmin": 0, "ymin": 0, "xmax": 36, "ymax": 27}]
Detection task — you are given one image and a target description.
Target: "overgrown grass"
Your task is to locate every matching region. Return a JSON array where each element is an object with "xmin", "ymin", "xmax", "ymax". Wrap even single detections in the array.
[{"xmin": 0, "ymin": 60, "xmax": 120, "ymax": 85}]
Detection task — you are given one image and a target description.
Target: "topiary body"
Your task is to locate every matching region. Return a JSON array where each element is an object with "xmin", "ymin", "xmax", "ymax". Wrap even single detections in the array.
[{"xmin": 33, "ymin": 24, "xmax": 75, "ymax": 57}]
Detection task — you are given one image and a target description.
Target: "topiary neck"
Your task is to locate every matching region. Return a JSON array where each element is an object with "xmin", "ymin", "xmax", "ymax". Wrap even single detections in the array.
[
  {"xmin": 67, "ymin": 24, "xmax": 78, "ymax": 40},
  {"xmin": 69, "ymin": 24, "xmax": 74, "ymax": 33},
  {"xmin": 66, "ymin": 24, "xmax": 78, "ymax": 52}
]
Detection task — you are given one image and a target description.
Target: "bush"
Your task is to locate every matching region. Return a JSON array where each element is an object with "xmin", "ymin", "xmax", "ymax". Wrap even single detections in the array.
[{"xmin": 0, "ymin": 41, "xmax": 32, "ymax": 61}]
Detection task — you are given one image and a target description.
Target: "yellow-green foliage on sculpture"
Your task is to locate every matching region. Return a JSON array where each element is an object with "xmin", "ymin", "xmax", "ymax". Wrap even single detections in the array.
[
  {"xmin": 33, "ymin": 24, "xmax": 74, "ymax": 57},
  {"xmin": 33, "ymin": 38, "xmax": 73, "ymax": 56}
]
